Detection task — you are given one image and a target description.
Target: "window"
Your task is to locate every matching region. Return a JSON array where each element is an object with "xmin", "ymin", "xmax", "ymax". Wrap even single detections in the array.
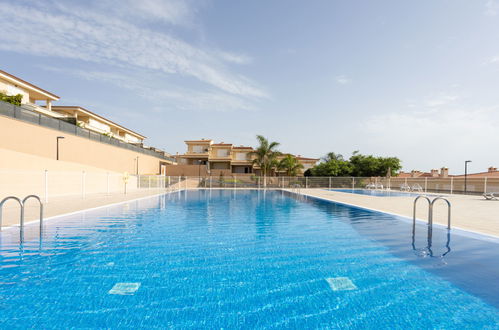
[
  {"xmin": 217, "ymin": 149, "xmax": 229, "ymax": 157},
  {"xmin": 192, "ymin": 145, "xmax": 204, "ymax": 153},
  {"xmin": 235, "ymin": 152, "xmax": 247, "ymax": 161}
]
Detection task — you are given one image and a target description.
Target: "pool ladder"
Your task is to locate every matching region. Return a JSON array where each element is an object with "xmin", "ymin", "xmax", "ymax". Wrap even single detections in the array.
[
  {"xmin": 412, "ymin": 196, "xmax": 451, "ymax": 257},
  {"xmin": 0, "ymin": 195, "xmax": 44, "ymax": 241}
]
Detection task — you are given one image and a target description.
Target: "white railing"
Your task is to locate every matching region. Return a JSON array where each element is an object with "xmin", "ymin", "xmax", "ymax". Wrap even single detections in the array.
[{"xmin": 1, "ymin": 171, "xmax": 497, "ymax": 203}]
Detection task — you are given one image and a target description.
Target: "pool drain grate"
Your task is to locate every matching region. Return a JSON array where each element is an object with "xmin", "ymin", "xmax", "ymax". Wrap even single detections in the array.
[
  {"xmin": 108, "ymin": 282, "xmax": 141, "ymax": 295},
  {"xmin": 326, "ymin": 277, "xmax": 357, "ymax": 291}
]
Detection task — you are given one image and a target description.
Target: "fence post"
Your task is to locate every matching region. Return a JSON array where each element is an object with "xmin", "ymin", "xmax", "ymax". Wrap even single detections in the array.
[
  {"xmin": 148, "ymin": 176, "xmax": 151, "ymax": 189},
  {"xmin": 209, "ymin": 176, "xmax": 212, "ymax": 189},
  {"xmin": 352, "ymin": 177, "xmax": 355, "ymax": 190},
  {"xmin": 82, "ymin": 171, "xmax": 86, "ymax": 198},
  {"xmin": 450, "ymin": 177, "xmax": 454, "ymax": 195},
  {"xmin": 424, "ymin": 177, "xmax": 427, "ymax": 193},
  {"xmin": 329, "ymin": 177, "xmax": 331, "ymax": 189},
  {"xmin": 484, "ymin": 177, "xmax": 488, "ymax": 194},
  {"xmin": 107, "ymin": 172, "xmax": 110, "ymax": 195},
  {"xmin": 305, "ymin": 177, "xmax": 308, "ymax": 189},
  {"xmin": 44, "ymin": 170, "xmax": 49, "ymax": 203},
  {"xmin": 234, "ymin": 176, "xmax": 236, "ymax": 190}
]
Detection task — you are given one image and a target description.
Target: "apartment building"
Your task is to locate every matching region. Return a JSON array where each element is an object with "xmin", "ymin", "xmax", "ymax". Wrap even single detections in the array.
[
  {"xmin": 0, "ymin": 69, "xmax": 60, "ymax": 115},
  {"xmin": 51, "ymin": 106, "xmax": 145, "ymax": 144},
  {"xmin": 176, "ymin": 139, "xmax": 317, "ymax": 176},
  {"xmin": 0, "ymin": 70, "xmax": 147, "ymax": 145},
  {"xmin": 0, "ymin": 69, "xmax": 175, "ymax": 174}
]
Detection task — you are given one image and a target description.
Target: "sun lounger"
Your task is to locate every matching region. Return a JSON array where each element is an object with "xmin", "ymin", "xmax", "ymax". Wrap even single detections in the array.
[
  {"xmin": 400, "ymin": 183, "xmax": 411, "ymax": 192},
  {"xmin": 483, "ymin": 192, "xmax": 498, "ymax": 200},
  {"xmin": 411, "ymin": 184, "xmax": 423, "ymax": 192}
]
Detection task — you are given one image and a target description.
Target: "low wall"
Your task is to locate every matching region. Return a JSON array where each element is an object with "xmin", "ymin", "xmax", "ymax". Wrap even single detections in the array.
[
  {"xmin": 165, "ymin": 165, "xmax": 208, "ymax": 177},
  {"xmin": 0, "ymin": 115, "xmax": 171, "ymax": 174}
]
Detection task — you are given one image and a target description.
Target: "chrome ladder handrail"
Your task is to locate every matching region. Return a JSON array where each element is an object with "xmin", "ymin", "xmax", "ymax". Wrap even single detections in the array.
[
  {"xmin": 22, "ymin": 195, "xmax": 44, "ymax": 235},
  {"xmin": 430, "ymin": 197, "xmax": 451, "ymax": 230},
  {"xmin": 0, "ymin": 195, "xmax": 44, "ymax": 241},
  {"xmin": 412, "ymin": 195, "xmax": 452, "ymax": 258},
  {"xmin": 0, "ymin": 196, "xmax": 23, "ymax": 231},
  {"xmin": 412, "ymin": 195, "xmax": 432, "ymax": 233}
]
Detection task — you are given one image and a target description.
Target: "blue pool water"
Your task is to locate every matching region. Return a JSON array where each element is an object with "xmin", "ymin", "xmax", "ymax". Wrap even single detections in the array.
[
  {"xmin": 1, "ymin": 190, "xmax": 499, "ymax": 328},
  {"xmin": 331, "ymin": 188, "xmax": 423, "ymax": 197}
]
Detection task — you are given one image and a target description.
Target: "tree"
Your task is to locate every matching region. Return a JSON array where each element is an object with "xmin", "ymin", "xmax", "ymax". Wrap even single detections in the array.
[
  {"xmin": 250, "ymin": 135, "xmax": 281, "ymax": 186},
  {"xmin": 278, "ymin": 154, "xmax": 304, "ymax": 176},
  {"xmin": 307, "ymin": 151, "xmax": 402, "ymax": 177},
  {"xmin": 349, "ymin": 152, "xmax": 401, "ymax": 177},
  {"xmin": 307, "ymin": 158, "xmax": 352, "ymax": 177},
  {"xmin": 322, "ymin": 152, "xmax": 344, "ymax": 162}
]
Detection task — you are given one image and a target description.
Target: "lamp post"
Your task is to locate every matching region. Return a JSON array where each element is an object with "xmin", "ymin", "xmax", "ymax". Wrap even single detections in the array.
[
  {"xmin": 56, "ymin": 136, "xmax": 65, "ymax": 160},
  {"xmin": 464, "ymin": 160, "xmax": 472, "ymax": 194}
]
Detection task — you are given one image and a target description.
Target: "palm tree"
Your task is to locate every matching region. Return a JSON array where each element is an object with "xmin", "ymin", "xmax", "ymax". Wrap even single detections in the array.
[
  {"xmin": 278, "ymin": 154, "xmax": 304, "ymax": 176},
  {"xmin": 322, "ymin": 152, "xmax": 344, "ymax": 163},
  {"xmin": 250, "ymin": 135, "xmax": 280, "ymax": 187}
]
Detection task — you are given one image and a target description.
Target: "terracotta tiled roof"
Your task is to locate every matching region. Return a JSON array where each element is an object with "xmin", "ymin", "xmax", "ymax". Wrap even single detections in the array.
[
  {"xmin": 185, "ymin": 139, "xmax": 213, "ymax": 143},
  {"xmin": 453, "ymin": 171, "xmax": 499, "ymax": 178}
]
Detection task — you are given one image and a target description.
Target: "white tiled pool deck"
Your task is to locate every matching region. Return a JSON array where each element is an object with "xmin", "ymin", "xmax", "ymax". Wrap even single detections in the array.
[{"xmin": 291, "ymin": 189, "xmax": 499, "ymax": 237}]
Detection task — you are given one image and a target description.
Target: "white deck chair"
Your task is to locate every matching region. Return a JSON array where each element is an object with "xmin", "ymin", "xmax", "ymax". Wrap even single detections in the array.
[
  {"xmin": 483, "ymin": 192, "xmax": 498, "ymax": 200},
  {"xmin": 411, "ymin": 184, "xmax": 423, "ymax": 192},
  {"xmin": 400, "ymin": 183, "xmax": 411, "ymax": 192}
]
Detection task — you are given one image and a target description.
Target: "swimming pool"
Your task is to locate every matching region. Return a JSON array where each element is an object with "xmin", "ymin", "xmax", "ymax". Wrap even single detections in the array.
[
  {"xmin": 330, "ymin": 188, "xmax": 423, "ymax": 197},
  {"xmin": 1, "ymin": 190, "xmax": 499, "ymax": 328}
]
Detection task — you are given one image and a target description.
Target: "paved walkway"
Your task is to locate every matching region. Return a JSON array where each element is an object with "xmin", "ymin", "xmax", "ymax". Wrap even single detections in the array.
[
  {"xmin": 291, "ymin": 189, "xmax": 499, "ymax": 237},
  {"xmin": 0, "ymin": 188, "xmax": 172, "ymax": 229}
]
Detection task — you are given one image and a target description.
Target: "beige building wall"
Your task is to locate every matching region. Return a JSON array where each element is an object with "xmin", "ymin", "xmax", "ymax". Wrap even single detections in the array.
[
  {"xmin": 0, "ymin": 148, "xmax": 140, "ymax": 200},
  {"xmin": 164, "ymin": 164, "xmax": 209, "ymax": 177},
  {"xmin": 0, "ymin": 115, "xmax": 168, "ymax": 174}
]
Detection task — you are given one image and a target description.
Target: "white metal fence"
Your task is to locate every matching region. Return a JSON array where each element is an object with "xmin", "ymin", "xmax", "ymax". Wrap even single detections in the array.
[
  {"xmin": 161, "ymin": 175, "xmax": 498, "ymax": 195},
  {"xmin": 1, "ymin": 171, "xmax": 496, "ymax": 202}
]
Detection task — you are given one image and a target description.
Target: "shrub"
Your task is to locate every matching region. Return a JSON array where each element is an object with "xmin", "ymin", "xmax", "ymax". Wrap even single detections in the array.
[{"xmin": 0, "ymin": 92, "xmax": 23, "ymax": 106}]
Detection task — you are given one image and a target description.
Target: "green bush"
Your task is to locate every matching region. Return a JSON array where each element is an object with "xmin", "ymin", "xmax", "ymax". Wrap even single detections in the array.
[{"xmin": 0, "ymin": 92, "xmax": 23, "ymax": 106}]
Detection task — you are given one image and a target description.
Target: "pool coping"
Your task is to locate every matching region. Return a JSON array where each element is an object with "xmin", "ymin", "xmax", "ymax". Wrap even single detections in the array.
[
  {"xmin": 284, "ymin": 189, "xmax": 499, "ymax": 244},
  {"xmin": 3, "ymin": 188, "xmax": 499, "ymax": 245},
  {"xmin": 0, "ymin": 190, "xmax": 183, "ymax": 232}
]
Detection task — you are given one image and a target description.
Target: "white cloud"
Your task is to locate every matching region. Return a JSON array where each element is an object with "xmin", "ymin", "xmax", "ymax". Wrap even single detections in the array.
[
  {"xmin": 0, "ymin": 1, "xmax": 267, "ymax": 100},
  {"xmin": 122, "ymin": 0, "xmax": 194, "ymax": 26},
  {"xmin": 425, "ymin": 93, "xmax": 458, "ymax": 107},
  {"xmin": 42, "ymin": 66, "xmax": 256, "ymax": 112},
  {"xmin": 485, "ymin": 0, "xmax": 499, "ymax": 16},
  {"xmin": 357, "ymin": 96, "xmax": 499, "ymax": 171},
  {"xmin": 217, "ymin": 51, "xmax": 253, "ymax": 65},
  {"xmin": 335, "ymin": 75, "xmax": 352, "ymax": 85},
  {"xmin": 489, "ymin": 56, "xmax": 499, "ymax": 64}
]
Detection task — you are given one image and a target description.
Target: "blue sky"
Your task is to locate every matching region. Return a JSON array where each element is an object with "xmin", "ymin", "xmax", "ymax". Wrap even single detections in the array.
[{"xmin": 1, "ymin": 0, "xmax": 499, "ymax": 174}]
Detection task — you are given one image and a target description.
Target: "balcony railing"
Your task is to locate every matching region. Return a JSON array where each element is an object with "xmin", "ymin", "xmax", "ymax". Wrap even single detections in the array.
[{"xmin": 0, "ymin": 100, "xmax": 176, "ymax": 163}]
